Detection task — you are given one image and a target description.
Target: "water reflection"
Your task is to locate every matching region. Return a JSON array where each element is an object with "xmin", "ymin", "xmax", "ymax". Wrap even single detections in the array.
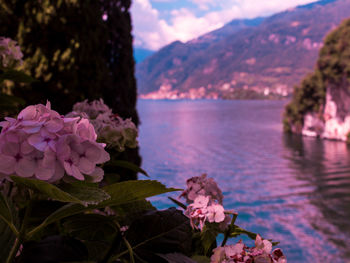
[
  {"xmin": 138, "ymin": 100, "xmax": 350, "ymax": 262},
  {"xmin": 283, "ymin": 134, "xmax": 350, "ymax": 260}
]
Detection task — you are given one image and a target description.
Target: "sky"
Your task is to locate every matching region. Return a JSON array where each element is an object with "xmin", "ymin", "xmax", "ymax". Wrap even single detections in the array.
[{"xmin": 130, "ymin": 0, "xmax": 320, "ymax": 51}]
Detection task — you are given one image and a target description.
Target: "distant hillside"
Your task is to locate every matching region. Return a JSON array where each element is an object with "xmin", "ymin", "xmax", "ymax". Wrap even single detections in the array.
[
  {"xmin": 133, "ymin": 48, "xmax": 154, "ymax": 64},
  {"xmin": 136, "ymin": 0, "xmax": 350, "ymax": 99}
]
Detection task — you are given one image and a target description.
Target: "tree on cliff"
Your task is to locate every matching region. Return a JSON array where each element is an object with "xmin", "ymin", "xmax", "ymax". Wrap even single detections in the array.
[
  {"xmin": 283, "ymin": 18, "xmax": 350, "ymax": 133},
  {"xmin": 0, "ymin": 0, "xmax": 138, "ymax": 126}
]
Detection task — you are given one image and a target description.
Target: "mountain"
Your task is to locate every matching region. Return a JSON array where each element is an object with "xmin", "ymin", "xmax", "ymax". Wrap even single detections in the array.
[
  {"xmin": 283, "ymin": 18, "xmax": 350, "ymax": 142},
  {"xmin": 133, "ymin": 48, "xmax": 154, "ymax": 63},
  {"xmin": 136, "ymin": 0, "xmax": 350, "ymax": 99}
]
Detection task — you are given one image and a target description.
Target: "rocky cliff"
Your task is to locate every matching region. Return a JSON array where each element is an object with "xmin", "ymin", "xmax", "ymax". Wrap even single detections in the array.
[{"xmin": 284, "ymin": 18, "xmax": 350, "ymax": 142}]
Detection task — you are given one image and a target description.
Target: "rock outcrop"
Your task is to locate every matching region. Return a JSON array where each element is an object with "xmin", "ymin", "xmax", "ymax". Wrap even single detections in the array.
[{"xmin": 284, "ymin": 18, "xmax": 350, "ymax": 142}]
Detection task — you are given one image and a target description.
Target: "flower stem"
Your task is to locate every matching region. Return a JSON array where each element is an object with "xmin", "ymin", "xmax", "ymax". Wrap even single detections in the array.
[
  {"xmin": 6, "ymin": 238, "xmax": 20, "ymax": 263},
  {"xmin": 6, "ymin": 195, "xmax": 33, "ymax": 263},
  {"xmin": 221, "ymin": 213, "xmax": 238, "ymax": 247}
]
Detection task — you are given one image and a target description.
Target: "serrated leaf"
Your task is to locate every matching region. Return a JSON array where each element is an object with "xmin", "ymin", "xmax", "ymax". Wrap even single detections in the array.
[
  {"xmin": 11, "ymin": 176, "xmax": 109, "ymax": 206},
  {"xmin": 101, "ymin": 180, "xmax": 181, "ymax": 207},
  {"xmin": 107, "ymin": 160, "xmax": 149, "ymax": 177},
  {"xmin": 27, "ymin": 180, "xmax": 179, "ymax": 239},
  {"xmin": 59, "ymin": 184, "xmax": 110, "ymax": 205},
  {"xmin": 11, "ymin": 176, "xmax": 83, "ymax": 204},
  {"xmin": 119, "ymin": 208, "xmax": 192, "ymax": 262}
]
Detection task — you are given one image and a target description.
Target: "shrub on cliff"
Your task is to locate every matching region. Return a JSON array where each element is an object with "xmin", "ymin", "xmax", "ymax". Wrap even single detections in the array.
[{"xmin": 283, "ymin": 18, "xmax": 350, "ymax": 132}]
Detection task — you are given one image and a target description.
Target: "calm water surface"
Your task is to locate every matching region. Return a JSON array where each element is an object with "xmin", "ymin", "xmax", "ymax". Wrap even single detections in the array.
[{"xmin": 137, "ymin": 99, "xmax": 350, "ymax": 263}]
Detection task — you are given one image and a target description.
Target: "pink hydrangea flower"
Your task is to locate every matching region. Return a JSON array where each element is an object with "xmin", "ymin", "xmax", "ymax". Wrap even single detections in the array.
[
  {"xmin": 210, "ymin": 236, "xmax": 287, "ymax": 263},
  {"xmin": 185, "ymin": 195, "xmax": 227, "ymax": 230},
  {"xmin": 0, "ymin": 37, "xmax": 23, "ymax": 69},
  {"xmin": 67, "ymin": 99, "xmax": 138, "ymax": 151},
  {"xmin": 180, "ymin": 173, "xmax": 223, "ymax": 204},
  {"xmin": 0, "ymin": 101, "xmax": 110, "ymax": 183}
]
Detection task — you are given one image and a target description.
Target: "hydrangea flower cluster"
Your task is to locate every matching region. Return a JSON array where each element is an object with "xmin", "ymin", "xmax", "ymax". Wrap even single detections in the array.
[
  {"xmin": 211, "ymin": 235, "xmax": 287, "ymax": 263},
  {"xmin": 181, "ymin": 174, "xmax": 230, "ymax": 230},
  {"xmin": 0, "ymin": 102, "xmax": 110, "ymax": 183},
  {"xmin": 0, "ymin": 37, "xmax": 23, "ymax": 69},
  {"xmin": 67, "ymin": 99, "xmax": 138, "ymax": 152},
  {"xmin": 180, "ymin": 173, "xmax": 224, "ymax": 204}
]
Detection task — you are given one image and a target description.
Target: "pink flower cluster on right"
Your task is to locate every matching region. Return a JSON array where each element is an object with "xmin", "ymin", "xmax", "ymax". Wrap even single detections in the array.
[
  {"xmin": 0, "ymin": 102, "xmax": 109, "ymax": 183},
  {"xmin": 180, "ymin": 174, "xmax": 230, "ymax": 230},
  {"xmin": 211, "ymin": 235, "xmax": 287, "ymax": 263},
  {"xmin": 67, "ymin": 99, "xmax": 138, "ymax": 152}
]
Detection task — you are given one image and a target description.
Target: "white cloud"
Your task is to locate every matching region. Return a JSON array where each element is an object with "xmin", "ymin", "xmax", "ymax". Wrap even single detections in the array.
[{"xmin": 131, "ymin": 0, "xmax": 320, "ymax": 50}]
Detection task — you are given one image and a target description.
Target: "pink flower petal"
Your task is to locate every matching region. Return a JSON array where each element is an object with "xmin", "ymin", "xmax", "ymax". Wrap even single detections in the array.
[
  {"xmin": 0, "ymin": 154, "xmax": 15, "ymax": 174},
  {"xmin": 28, "ymin": 134, "xmax": 47, "ymax": 151},
  {"xmin": 78, "ymin": 157, "xmax": 95, "ymax": 174},
  {"xmin": 2, "ymin": 142, "xmax": 19, "ymax": 156},
  {"xmin": 15, "ymin": 157, "xmax": 36, "ymax": 177},
  {"xmin": 35, "ymin": 160, "xmax": 55, "ymax": 180},
  {"xmin": 45, "ymin": 118, "xmax": 63, "ymax": 133},
  {"xmin": 71, "ymin": 165, "xmax": 84, "ymax": 180}
]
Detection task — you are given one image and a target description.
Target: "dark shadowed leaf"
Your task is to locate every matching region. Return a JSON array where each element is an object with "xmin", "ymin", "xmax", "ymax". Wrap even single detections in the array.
[
  {"xmin": 107, "ymin": 160, "xmax": 149, "ymax": 177},
  {"xmin": 123, "ymin": 208, "xmax": 192, "ymax": 262},
  {"xmin": 17, "ymin": 235, "xmax": 88, "ymax": 263},
  {"xmin": 27, "ymin": 180, "xmax": 177, "ymax": 238},
  {"xmin": 0, "ymin": 191, "xmax": 14, "ymax": 227},
  {"xmin": 0, "ymin": 69, "xmax": 35, "ymax": 83},
  {"xmin": 11, "ymin": 176, "xmax": 110, "ymax": 205},
  {"xmin": 157, "ymin": 253, "xmax": 197, "ymax": 263},
  {"xmin": 63, "ymin": 214, "xmax": 118, "ymax": 261},
  {"xmin": 0, "ymin": 196, "xmax": 18, "ymax": 259}
]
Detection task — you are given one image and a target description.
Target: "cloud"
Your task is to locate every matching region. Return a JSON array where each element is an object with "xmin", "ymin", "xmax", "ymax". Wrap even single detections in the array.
[{"xmin": 131, "ymin": 0, "xmax": 320, "ymax": 50}]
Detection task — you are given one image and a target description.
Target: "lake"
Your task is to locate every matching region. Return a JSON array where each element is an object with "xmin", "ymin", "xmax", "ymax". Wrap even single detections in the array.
[{"xmin": 137, "ymin": 99, "xmax": 350, "ymax": 263}]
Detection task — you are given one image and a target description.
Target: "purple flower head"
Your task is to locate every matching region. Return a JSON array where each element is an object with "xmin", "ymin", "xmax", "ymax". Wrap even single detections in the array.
[
  {"xmin": 180, "ymin": 173, "xmax": 224, "ymax": 204},
  {"xmin": 0, "ymin": 102, "xmax": 110, "ymax": 183},
  {"xmin": 67, "ymin": 99, "xmax": 138, "ymax": 151}
]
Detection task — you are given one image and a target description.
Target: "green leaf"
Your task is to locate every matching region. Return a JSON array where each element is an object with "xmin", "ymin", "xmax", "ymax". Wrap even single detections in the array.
[
  {"xmin": 59, "ymin": 184, "xmax": 110, "ymax": 205},
  {"xmin": 63, "ymin": 214, "xmax": 118, "ymax": 261},
  {"xmin": 0, "ymin": 69, "xmax": 35, "ymax": 83},
  {"xmin": 200, "ymin": 226, "xmax": 217, "ymax": 256},
  {"xmin": 118, "ymin": 208, "xmax": 192, "ymax": 262},
  {"xmin": 107, "ymin": 160, "xmax": 149, "ymax": 177},
  {"xmin": 11, "ymin": 176, "xmax": 110, "ymax": 206},
  {"xmin": 27, "ymin": 180, "xmax": 179, "ymax": 239},
  {"xmin": 191, "ymin": 255, "xmax": 211, "ymax": 263},
  {"xmin": 101, "ymin": 180, "xmax": 181, "ymax": 207}
]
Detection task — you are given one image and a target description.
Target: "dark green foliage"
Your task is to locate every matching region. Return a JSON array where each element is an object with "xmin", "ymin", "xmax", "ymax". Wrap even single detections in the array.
[
  {"xmin": 283, "ymin": 18, "xmax": 350, "ymax": 132},
  {"xmin": 123, "ymin": 208, "xmax": 193, "ymax": 262},
  {"xmin": 17, "ymin": 235, "xmax": 88, "ymax": 263}
]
